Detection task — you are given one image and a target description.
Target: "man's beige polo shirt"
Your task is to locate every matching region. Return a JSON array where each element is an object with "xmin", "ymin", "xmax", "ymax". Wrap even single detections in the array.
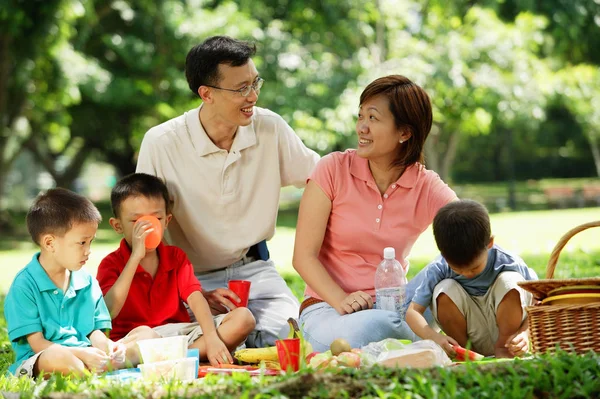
[{"xmin": 136, "ymin": 106, "xmax": 320, "ymax": 273}]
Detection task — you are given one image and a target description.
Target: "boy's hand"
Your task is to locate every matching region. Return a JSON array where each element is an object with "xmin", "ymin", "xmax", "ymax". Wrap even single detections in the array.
[
  {"xmin": 205, "ymin": 334, "xmax": 233, "ymax": 367},
  {"xmin": 79, "ymin": 347, "xmax": 111, "ymax": 372},
  {"xmin": 131, "ymin": 219, "xmax": 154, "ymax": 261},
  {"xmin": 505, "ymin": 330, "xmax": 529, "ymax": 357},
  {"xmin": 432, "ymin": 334, "xmax": 459, "ymax": 357},
  {"xmin": 108, "ymin": 340, "xmax": 127, "ymax": 369}
]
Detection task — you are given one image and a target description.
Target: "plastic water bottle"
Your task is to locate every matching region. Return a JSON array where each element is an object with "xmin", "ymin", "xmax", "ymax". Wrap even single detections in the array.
[{"xmin": 375, "ymin": 247, "xmax": 407, "ymax": 315}]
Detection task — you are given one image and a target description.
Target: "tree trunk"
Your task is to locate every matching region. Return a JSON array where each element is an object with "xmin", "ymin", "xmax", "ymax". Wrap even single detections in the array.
[
  {"xmin": 440, "ymin": 129, "xmax": 461, "ymax": 183},
  {"xmin": 23, "ymin": 134, "xmax": 90, "ymax": 189},
  {"xmin": 505, "ymin": 128, "xmax": 517, "ymax": 210},
  {"xmin": 587, "ymin": 134, "xmax": 600, "ymax": 177},
  {"xmin": 0, "ymin": 163, "xmax": 14, "ymax": 234},
  {"xmin": 53, "ymin": 147, "xmax": 90, "ymax": 189},
  {"xmin": 375, "ymin": 0, "xmax": 386, "ymax": 64},
  {"xmin": 104, "ymin": 149, "xmax": 137, "ymax": 178},
  {"xmin": 424, "ymin": 124, "xmax": 441, "ymax": 172},
  {"xmin": 0, "ymin": 33, "xmax": 11, "ymax": 135}
]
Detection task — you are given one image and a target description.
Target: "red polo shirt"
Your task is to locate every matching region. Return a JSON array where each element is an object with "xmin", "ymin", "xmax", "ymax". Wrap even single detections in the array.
[{"xmin": 97, "ymin": 239, "xmax": 202, "ymax": 340}]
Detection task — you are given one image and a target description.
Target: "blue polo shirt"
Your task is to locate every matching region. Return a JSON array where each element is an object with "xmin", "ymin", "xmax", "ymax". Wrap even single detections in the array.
[
  {"xmin": 4, "ymin": 253, "xmax": 112, "ymax": 375},
  {"xmin": 412, "ymin": 245, "xmax": 538, "ymax": 308}
]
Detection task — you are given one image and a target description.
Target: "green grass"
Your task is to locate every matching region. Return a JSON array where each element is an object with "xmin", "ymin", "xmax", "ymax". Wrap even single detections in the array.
[
  {"xmin": 0, "ymin": 206, "xmax": 599, "ymax": 397},
  {"xmin": 0, "ymin": 349, "xmax": 598, "ymax": 398}
]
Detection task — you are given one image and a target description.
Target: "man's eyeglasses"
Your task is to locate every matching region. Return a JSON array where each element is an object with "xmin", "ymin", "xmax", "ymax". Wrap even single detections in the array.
[{"xmin": 204, "ymin": 77, "xmax": 264, "ymax": 97}]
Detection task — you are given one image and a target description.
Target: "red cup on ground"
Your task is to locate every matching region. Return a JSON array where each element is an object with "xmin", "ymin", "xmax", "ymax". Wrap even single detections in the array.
[
  {"xmin": 136, "ymin": 215, "xmax": 163, "ymax": 249},
  {"xmin": 228, "ymin": 280, "xmax": 251, "ymax": 307},
  {"xmin": 276, "ymin": 338, "xmax": 300, "ymax": 372}
]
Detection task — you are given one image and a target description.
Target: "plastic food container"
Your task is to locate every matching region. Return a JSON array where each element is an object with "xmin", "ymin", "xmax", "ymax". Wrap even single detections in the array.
[
  {"xmin": 139, "ymin": 357, "xmax": 198, "ymax": 381},
  {"xmin": 137, "ymin": 336, "xmax": 188, "ymax": 363}
]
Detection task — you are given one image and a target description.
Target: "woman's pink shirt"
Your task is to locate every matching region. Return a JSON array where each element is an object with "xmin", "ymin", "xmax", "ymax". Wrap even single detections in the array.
[{"xmin": 304, "ymin": 150, "xmax": 456, "ymax": 300}]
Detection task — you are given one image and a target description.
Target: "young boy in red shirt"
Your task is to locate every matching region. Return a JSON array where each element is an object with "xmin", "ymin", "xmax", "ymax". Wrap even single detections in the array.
[{"xmin": 97, "ymin": 173, "xmax": 255, "ymax": 366}]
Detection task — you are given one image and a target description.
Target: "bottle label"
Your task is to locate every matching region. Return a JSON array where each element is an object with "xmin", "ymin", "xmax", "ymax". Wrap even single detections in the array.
[{"xmin": 375, "ymin": 286, "xmax": 407, "ymax": 317}]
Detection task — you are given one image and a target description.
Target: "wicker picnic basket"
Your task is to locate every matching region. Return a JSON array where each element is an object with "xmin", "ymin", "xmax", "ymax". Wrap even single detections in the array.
[{"xmin": 518, "ymin": 220, "xmax": 600, "ymax": 354}]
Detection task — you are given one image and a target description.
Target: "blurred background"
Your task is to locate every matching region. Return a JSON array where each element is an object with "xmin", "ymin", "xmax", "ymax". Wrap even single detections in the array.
[{"xmin": 0, "ymin": 0, "xmax": 599, "ymax": 292}]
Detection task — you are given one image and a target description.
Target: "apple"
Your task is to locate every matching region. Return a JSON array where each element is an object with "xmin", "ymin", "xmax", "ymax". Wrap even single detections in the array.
[
  {"xmin": 309, "ymin": 352, "xmax": 333, "ymax": 368},
  {"xmin": 336, "ymin": 352, "xmax": 361, "ymax": 368},
  {"xmin": 306, "ymin": 351, "xmax": 320, "ymax": 363}
]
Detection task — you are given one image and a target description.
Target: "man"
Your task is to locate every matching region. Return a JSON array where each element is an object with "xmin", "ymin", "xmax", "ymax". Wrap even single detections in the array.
[{"xmin": 136, "ymin": 36, "xmax": 319, "ymax": 347}]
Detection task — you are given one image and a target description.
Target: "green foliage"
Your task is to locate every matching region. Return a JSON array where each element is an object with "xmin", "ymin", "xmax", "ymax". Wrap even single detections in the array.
[
  {"xmin": 497, "ymin": 0, "xmax": 600, "ymax": 65},
  {"xmin": 3, "ymin": 0, "xmax": 600, "ymax": 197}
]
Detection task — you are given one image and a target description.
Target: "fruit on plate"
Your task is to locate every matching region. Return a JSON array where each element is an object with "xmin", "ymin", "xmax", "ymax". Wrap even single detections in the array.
[
  {"xmin": 330, "ymin": 338, "xmax": 352, "ymax": 356},
  {"xmin": 452, "ymin": 344, "xmax": 484, "ymax": 361}
]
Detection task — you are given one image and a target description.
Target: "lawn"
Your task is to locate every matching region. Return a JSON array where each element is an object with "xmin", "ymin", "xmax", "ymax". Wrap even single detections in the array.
[{"xmin": 0, "ymin": 206, "xmax": 599, "ymax": 397}]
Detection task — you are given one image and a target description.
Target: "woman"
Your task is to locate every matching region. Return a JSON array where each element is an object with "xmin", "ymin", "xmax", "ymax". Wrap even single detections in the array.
[{"xmin": 293, "ymin": 75, "xmax": 457, "ymax": 352}]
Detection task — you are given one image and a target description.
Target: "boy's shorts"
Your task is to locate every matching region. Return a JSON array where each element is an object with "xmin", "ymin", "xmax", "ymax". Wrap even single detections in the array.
[
  {"xmin": 152, "ymin": 314, "xmax": 227, "ymax": 346},
  {"xmin": 14, "ymin": 350, "xmax": 45, "ymax": 378},
  {"xmin": 431, "ymin": 271, "xmax": 533, "ymax": 356}
]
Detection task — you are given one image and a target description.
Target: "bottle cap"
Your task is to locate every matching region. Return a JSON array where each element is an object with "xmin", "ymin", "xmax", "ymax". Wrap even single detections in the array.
[{"xmin": 383, "ymin": 247, "xmax": 395, "ymax": 259}]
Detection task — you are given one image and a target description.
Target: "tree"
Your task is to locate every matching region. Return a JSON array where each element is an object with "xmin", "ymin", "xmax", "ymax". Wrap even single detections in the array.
[
  {"xmin": 213, "ymin": 0, "xmax": 376, "ymax": 152},
  {"xmin": 27, "ymin": 0, "xmax": 258, "ymax": 180},
  {"xmin": 0, "ymin": 0, "xmax": 66, "ymax": 229},
  {"xmin": 323, "ymin": 5, "xmax": 550, "ymax": 184},
  {"xmin": 555, "ymin": 65, "xmax": 600, "ymax": 176},
  {"xmin": 497, "ymin": 0, "xmax": 600, "ymax": 65}
]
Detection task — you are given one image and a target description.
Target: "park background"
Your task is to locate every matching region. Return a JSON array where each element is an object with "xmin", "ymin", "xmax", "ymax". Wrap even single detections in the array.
[{"xmin": 0, "ymin": 0, "xmax": 599, "ymax": 396}]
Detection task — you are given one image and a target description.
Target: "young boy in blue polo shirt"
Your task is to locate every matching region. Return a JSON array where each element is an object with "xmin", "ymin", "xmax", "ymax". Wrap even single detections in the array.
[
  {"xmin": 406, "ymin": 200, "xmax": 538, "ymax": 358},
  {"xmin": 4, "ymin": 189, "xmax": 134, "ymax": 377}
]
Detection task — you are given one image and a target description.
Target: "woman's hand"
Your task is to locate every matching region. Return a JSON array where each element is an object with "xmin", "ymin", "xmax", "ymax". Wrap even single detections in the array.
[{"xmin": 337, "ymin": 291, "xmax": 373, "ymax": 315}]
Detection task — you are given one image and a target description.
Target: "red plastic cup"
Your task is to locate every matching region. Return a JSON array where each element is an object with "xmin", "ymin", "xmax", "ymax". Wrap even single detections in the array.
[
  {"xmin": 275, "ymin": 338, "xmax": 300, "ymax": 372},
  {"xmin": 136, "ymin": 215, "xmax": 163, "ymax": 249},
  {"xmin": 228, "ymin": 280, "xmax": 251, "ymax": 307}
]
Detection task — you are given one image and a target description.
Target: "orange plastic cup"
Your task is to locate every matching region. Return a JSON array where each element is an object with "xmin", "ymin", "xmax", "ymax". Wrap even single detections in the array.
[
  {"xmin": 136, "ymin": 215, "xmax": 162, "ymax": 249},
  {"xmin": 275, "ymin": 338, "xmax": 300, "ymax": 372},
  {"xmin": 228, "ymin": 280, "xmax": 251, "ymax": 307}
]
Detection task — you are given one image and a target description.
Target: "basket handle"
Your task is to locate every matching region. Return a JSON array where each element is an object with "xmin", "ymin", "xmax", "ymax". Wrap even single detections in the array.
[{"xmin": 545, "ymin": 220, "xmax": 600, "ymax": 279}]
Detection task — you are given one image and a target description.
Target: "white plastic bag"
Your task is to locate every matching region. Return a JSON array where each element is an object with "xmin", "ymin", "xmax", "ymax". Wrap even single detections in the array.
[{"xmin": 360, "ymin": 338, "xmax": 451, "ymax": 369}]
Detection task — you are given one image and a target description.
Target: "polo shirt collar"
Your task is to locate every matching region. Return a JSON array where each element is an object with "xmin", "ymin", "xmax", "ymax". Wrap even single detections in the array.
[
  {"xmin": 117, "ymin": 238, "xmax": 175, "ymax": 271},
  {"xmin": 27, "ymin": 253, "xmax": 56, "ymax": 292},
  {"xmin": 350, "ymin": 153, "xmax": 420, "ymax": 189},
  {"xmin": 70, "ymin": 270, "xmax": 90, "ymax": 291},
  {"xmin": 396, "ymin": 164, "xmax": 420, "ymax": 188},
  {"xmin": 26, "ymin": 253, "xmax": 89, "ymax": 292},
  {"xmin": 186, "ymin": 106, "xmax": 257, "ymax": 157}
]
